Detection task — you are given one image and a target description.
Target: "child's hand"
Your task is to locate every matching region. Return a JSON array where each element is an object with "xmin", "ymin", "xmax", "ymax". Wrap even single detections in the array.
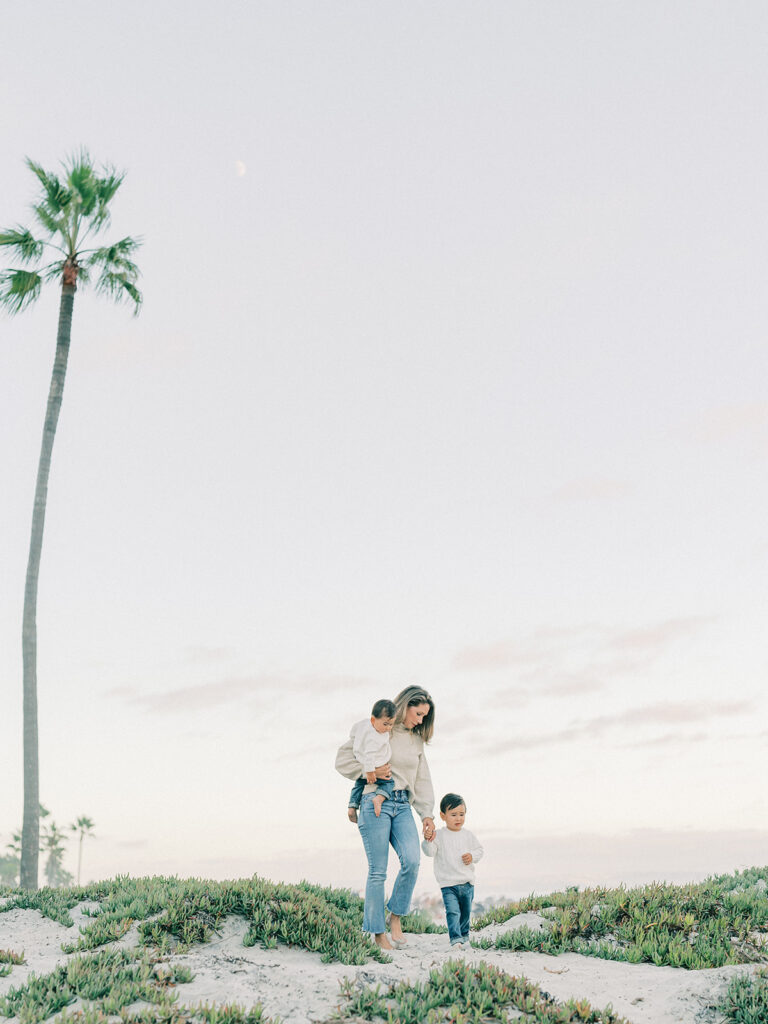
[
  {"xmin": 365, "ymin": 771, "xmax": 377, "ymax": 784},
  {"xmin": 462, "ymin": 853, "xmax": 473, "ymax": 865}
]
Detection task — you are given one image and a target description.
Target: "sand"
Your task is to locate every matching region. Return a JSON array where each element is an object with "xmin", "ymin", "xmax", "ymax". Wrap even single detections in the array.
[{"xmin": 0, "ymin": 902, "xmax": 755, "ymax": 1023}]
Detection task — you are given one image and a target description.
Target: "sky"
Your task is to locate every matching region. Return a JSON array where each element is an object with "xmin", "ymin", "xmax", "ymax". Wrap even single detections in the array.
[{"xmin": 1, "ymin": 2, "xmax": 767, "ymax": 899}]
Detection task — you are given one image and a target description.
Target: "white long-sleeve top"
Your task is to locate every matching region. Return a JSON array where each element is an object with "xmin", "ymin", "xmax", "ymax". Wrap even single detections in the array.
[
  {"xmin": 351, "ymin": 719, "xmax": 392, "ymax": 774},
  {"xmin": 421, "ymin": 827, "xmax": 484, "ymax": 887}
]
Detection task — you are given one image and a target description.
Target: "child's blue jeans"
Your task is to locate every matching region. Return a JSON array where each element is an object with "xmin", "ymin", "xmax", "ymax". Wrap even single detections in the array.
[
  {"xmin": 441, "ymin": 882, "xmax": 474, "ymax": 944},
  {"xmin": 349, "ymin": 776, "xmax": 395, "ymax": 809}
]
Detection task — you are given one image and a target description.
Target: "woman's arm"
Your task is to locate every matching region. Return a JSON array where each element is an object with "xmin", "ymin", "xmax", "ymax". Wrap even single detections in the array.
[
  {"xmin": 411, "ymin": 747, "xmax": 435, "ymax": 821},
  {"xmin": 335, "ymin": 735, "xmax": 363, "ymax": 781}
]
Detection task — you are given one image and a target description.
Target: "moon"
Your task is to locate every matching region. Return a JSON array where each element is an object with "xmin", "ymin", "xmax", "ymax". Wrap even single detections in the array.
[{"xmin": 235, "ymin": 160, "xmax": 246, "ymax": 177}]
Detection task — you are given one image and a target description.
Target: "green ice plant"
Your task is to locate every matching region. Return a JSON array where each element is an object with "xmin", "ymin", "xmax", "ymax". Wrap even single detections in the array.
[
  {"xmin": 0, "ymin": 948, "xmax": 193, "ymax": 1024},
  {"xmin": 0, "ymin": 949, "xmax": 25, "ymax": 980},
  {"xmin": 1, "ymin": 152, "xmax": 141, "ymax": 890},
  {"xmin": 471, "ymin": 868, "xmax": 768, "ymax": 969},
  {"xmin": 334, "ymin": 959, "xmax": 630, "ymax": 1024},
  {"xmin": 717, "ymin": 969, "xmax": 768, "ymax": 1024},
  {"xmin": 0, "ymin": 950, "xmax": 26, "ymax": 965}
]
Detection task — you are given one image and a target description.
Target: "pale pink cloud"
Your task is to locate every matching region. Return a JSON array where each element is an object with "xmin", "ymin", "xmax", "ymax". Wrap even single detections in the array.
[
  {"xmin": 629, "ymin": 731, "xmax": 709, "ymax": 749},
  {"xmin": 688, "ymin": 401, "xmax": 768, "ymax": 443},
  {"xmin": 602, "ymin": 616, "xmax": 713, "ymax": 655},
  {"xmin": 453, "ymin": 624, "xmax": 603, "ymax": 672},
  {"xmin": 481, "ymin": 699, "xmax": 753, "ymax": 753},
  {"xmin": 453, "ymin": 617, "xmax": 713, "ymax": 677},
  {"xmin": 116, "ymin": 672, "xmax": 378, "ymax": 714}
]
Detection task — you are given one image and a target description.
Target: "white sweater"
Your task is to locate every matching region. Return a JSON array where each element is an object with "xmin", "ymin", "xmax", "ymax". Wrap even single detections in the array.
[
  {"xmin": 351, "ymin": 719, "xmax": 392, "ymax": 774},
  {"xmin": 421, "ymin": 827, "xmax": 484, "ymax": 887}
]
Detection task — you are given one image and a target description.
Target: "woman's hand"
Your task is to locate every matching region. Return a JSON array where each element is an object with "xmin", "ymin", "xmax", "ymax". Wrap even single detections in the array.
[
  {"xmin": 422, "ymin": 817, "xmax": 436, "ymax": 841},
  {"xmin": 375, "ymin": 762, "xmax": 392, "ymax": 780}
]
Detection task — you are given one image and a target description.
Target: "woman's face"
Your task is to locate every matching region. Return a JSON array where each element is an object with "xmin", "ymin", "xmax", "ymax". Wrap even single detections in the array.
[{"xmin": 403, "ymin": 702, "xmax": 431, "ymax": 730}]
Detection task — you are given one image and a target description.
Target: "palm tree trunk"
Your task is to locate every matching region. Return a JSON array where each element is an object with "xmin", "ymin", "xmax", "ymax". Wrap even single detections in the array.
[{"xmin": 20, "ymin": 282, "xmax": 76, "ymax": 890}]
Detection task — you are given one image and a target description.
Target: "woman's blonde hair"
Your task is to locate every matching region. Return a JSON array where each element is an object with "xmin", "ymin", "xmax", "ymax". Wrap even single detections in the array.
[{"xmin": 393, "ymin": 685, "xmax": 435, "ymax": 742}]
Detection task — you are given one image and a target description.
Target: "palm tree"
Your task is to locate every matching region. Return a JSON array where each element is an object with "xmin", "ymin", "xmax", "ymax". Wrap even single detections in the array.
[
  {"xmin": 71, "ymin": 815, "xmax": 95, "ymax": 886},
  {"xmin": 0, "ymin": 152, "xmax": 142, "ymax": 890},
  {"xmin": 40, "ymin": 818, "xmax": 69, "ymax": 888}
]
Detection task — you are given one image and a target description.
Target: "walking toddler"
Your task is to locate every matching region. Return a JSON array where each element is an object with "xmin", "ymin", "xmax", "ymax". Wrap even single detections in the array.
[{"xmin": 422, "ymin": 792, "xmax": 484, "ymax": 946}]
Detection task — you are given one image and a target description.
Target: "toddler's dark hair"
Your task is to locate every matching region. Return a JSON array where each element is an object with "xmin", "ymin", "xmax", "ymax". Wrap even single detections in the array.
[
  {"xmin": 440, "ymin": 792, "xmax": 465, "ymax": 813},
  {"xmin": 372, "ymin": 698, "xmax": 396, "ymax": 719}
]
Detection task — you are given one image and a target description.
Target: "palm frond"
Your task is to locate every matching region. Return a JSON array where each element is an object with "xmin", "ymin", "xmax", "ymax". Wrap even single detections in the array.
[
  {"xmin": 0, "ymin": 226, "xmax": 44, "ymax": 264},
  {"xmin": 66, "ymin": 150, "xmax": 123, "ymax": 230},
  {"xmin": 67, "ymin": 155, "xmax": 99, "ymax": 218},
  {"xmin": 32, "ymin": 202, "xmax": 66, "ymax": 238},
  {"xmin": 25, "ymin": 158, "xmax": 69, "ymax": 217},
  {"xmin": 0, "ymin": 268, "xmax": 43, "ymax": 314},
  {"xmin": 42, "ymin": 259, "xmax": 66, "ymax": 282},
  {"xmin": 84, "ymin": 236, "xmax": 142, "ymax": 267},
  {"xmin": 95, "ymin": 267, "xmax": 142, "ymax": 314},
  {"xmin": 94, "ymin": 171, "xmax": 124, "ymax": 220}
]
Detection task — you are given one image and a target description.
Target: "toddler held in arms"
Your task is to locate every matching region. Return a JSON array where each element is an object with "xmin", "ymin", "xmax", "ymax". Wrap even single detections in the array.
[
  {"xmin": 422, "ymin": 792, "xmax": 484, "ymax": 946},
  {"xmin": 347, "ymin": 699, "xmax": 397, "ymax": 823}
]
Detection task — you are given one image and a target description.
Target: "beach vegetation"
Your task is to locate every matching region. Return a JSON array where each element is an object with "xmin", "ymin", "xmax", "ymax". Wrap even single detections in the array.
[
  {"xmin": 334, "ymin": 958, "xmax": 630, "ymax": 1023},
  {"xmin": 0, "ymin": 876, "xmax": 391, "ymax": 964},
  {"xmin": 471, "ymin": 866, "xmax": 768, "ymax": 969},
  {"xmin": 0, "ymin": 949, "xmax": 25, "ymax": 979},
  {"xmin": 716, "ymin": 968, "xmax": 768, "ymax": 1023},
  {"xmin": 0, "ymin": 947, "xmax": 196, "ymax": 1023}
]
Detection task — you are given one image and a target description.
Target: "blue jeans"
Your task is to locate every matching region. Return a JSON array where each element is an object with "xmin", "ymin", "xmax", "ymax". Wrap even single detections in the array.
[
  {"xmin": 441, "ymin": 882, "xmax": 474, "ymax": 943},
  {"xmin": 349, "ymin": 776, "xmax": 395, "ymax": 809},
  {"xmin": 357, "ymin": 788, "xmax": 420, "ymax": 934}
]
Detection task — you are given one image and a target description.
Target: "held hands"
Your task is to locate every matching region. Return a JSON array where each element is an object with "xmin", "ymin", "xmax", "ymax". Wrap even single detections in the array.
[
  {"xmin": 422, "ymin": 817, "xmax": 436, "ymax": 842},
  {"xmin": 461, "ymin": 853, "xmax": 473, "ymax": 865},
  {"xmin": 365, "ymin": 770, "xmax": 377, "ymax": 784},
  {"xmin": 375, "ymin": 762, "xmax": 392, "ymax": 780}
]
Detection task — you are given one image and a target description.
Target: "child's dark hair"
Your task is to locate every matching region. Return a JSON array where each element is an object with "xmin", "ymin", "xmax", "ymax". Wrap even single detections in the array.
[
  {"xmin": 372, "ymin": 698, "xmax": 396, "ymax": 719},
  {"xmin": 440, "ymin": 792, "xmax": 465, "ymax": 813}
]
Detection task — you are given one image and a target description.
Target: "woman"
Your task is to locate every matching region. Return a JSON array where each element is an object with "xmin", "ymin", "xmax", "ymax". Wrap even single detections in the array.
[{"xmin": 336, "ymin": 685, "xmax": 436, "ymax": 949}]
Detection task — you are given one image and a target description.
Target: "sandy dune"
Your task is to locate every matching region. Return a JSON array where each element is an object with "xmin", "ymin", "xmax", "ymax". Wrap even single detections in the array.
[{"xmin": 0, "ymin": 902, "xmax": 754, "ymax": 1023}]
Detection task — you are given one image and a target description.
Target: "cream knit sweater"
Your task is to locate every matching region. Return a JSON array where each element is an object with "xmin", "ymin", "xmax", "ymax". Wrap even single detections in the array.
[{"xmin": 336, "ymin": 724, "xmax": 435, "ymax": 820}]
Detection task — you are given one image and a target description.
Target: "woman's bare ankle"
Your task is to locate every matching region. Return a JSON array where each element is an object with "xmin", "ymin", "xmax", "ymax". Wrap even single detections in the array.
[{"xmin": 375, "ymin": 933, "xmax": 393, "ymax": 949}]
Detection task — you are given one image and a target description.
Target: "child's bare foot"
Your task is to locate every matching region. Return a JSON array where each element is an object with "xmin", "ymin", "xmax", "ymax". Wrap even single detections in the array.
[
  {"xmin": 347, "ymin": 807, "xmax": 358, "ymax": 823},
  {"xmin": 374, "ymin": 933, "xmax": 393, "ymax": 950},
  {"xmin": 372, "ymin": 794, "xmax": 386, "ymax": 817}
]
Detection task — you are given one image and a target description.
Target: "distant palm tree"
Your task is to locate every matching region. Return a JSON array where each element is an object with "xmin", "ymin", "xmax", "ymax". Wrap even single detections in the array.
[
  {"xmin": 40, "ymin": 819, "xmax": 69, "ymax": 888},
  {"xmin": 71, "ymin": 815, "xmax": 95, "ymax": 886},
  {"xmin": 0, "ymin": 152, "xmax": 142, "ymax": 890}
]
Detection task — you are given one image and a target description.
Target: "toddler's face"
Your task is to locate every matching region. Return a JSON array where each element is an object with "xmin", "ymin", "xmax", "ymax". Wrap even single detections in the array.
[
  {"xmin": 371, "ymin": 715, "xmax": 395, "ymax": 734},
  {"xmin": 441, "ymin": 804, "xmax": 466, "ymax": 831}
]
